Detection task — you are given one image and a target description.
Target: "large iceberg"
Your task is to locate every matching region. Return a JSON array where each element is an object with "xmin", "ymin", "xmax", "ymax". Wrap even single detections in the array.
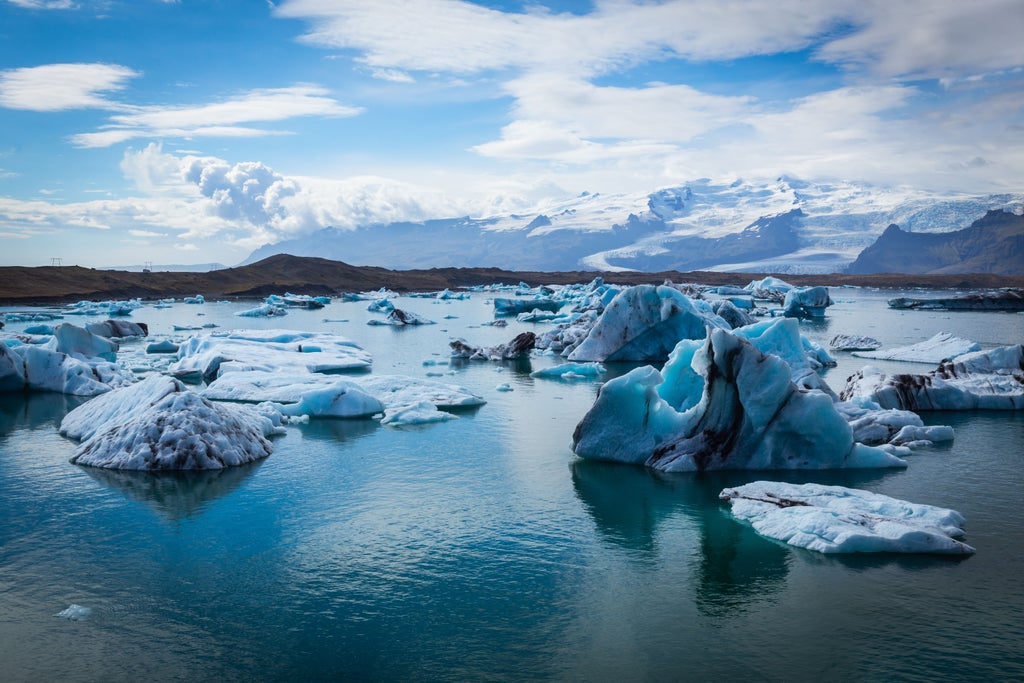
[
  {"xmin": 367, "ymin": 308, "xmax": 435, "ymax": 326},
  {"xmin": 842, "ymin": 344, "xmax": 1024, "ymax": 410},
  {"xmin": 1, "ymin": 327, "xmax": 134, "ymax": 396},
  {"xmin": 720, "ymin": 481, "xmax": 974, "ymax": 555},
  {"xmin": 851, "ymin": 332, "xmax": 981, "ymax": 364},
  {"xmin": 62, "ymin": 375, "xmax": 280, "ymax": 470},
  {"xmin": 567, "ymin": 285, "xmax": 729, "ymax": 363},
  {"xmin": 781, "ymin": 286, "xmax": 832, "ymax": 318},
  {"xmin": 572, "ymin": 327, "xmax": 903, "ymax": 472},
  {"xmin": 85, "ymin": 319, "xmax": 149, "ymax": 339},
  {"xmin": 169, "ymin": 330, "xmax": 372, "ymax": 383}
]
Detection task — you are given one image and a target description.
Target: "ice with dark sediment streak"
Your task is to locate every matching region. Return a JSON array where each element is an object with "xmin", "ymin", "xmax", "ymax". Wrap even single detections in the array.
[
  {"xmin": 62, "ymin": 375, "xmax": 282, "ymax": 470},
  {"xmin": 572, "ymin": 327, "xmax": 905, "ymax": 472},
  {"xmin": 782, "ymin": 286, "xmax": 833, "ymax": 319},
  {"xmin": 842, "ymin": 344, "xmax": 1024, "ymax": 410},
  {"xmin": 367, "ymin": 308, "xmax": 435, "ymax": 326},
  {"xmin": 850, "ymin": 331, "xmax": 980, "ymax": 364},
  {"xmin": 720, "ymin": 481, "xmax": 974, "ymax": 555},
  {"xmin": 829, "ymin": 334, "xmax": 881, "ymax": 351},
  {"xmin": 449, "ymin": 332, "xmax": 536, "ymax": 360}
]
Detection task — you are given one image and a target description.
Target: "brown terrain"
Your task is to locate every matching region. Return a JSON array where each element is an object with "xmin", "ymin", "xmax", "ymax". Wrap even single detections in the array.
[{"xmin": 1, "ymin": 253, "xmax": 1023, "ymax": 306}]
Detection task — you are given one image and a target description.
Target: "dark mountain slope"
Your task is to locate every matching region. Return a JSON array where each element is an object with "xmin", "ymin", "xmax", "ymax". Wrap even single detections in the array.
[{"xmin": 847, "ymin": 210, "xmax": 1024, "ymax": 275}]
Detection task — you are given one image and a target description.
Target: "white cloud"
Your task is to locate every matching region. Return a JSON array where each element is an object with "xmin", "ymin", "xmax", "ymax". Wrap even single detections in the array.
[
  {"xmin": 70, "ymin": 85, "xmax": 361, "ymax": 148},
  {"xmin": 7, "ymin": 0, "xmax": 77, "ymax": 9},
  {"xmin": 0, "ymin": 63, "xmax": 139, "ymax": 111}
]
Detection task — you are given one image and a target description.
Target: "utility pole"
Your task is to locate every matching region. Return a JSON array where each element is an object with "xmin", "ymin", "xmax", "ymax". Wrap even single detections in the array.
[{"xmin": 50, "ymin": 257, "xmax": 62, "ymax": 266}]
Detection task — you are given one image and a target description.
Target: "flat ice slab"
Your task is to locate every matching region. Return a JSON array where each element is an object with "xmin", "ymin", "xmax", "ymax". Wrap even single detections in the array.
[
  {"xmin": 720, "ymin": 481, "xmax": 974, "ymax": 555},
  {"xmin": 851, "ymin": 331, "xmax": 980, "ymax": 364}
]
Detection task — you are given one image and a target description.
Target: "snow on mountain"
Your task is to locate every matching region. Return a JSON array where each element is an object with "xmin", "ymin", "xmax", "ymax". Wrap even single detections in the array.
[{"xmin": 242, "ymin": 177, "xmax": 1024, "ymax": 273}]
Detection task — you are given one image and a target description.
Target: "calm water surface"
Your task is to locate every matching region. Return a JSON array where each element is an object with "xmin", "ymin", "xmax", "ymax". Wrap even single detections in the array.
[{"xmin": 0, "ymin": 288, "xmax": 1021, "ymax": 681}]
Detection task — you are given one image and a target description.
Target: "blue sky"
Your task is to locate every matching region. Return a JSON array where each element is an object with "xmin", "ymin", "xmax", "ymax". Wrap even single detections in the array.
[{"xmin": 0, "ymin": 0, "xmax": 1022, "ymax": 267}]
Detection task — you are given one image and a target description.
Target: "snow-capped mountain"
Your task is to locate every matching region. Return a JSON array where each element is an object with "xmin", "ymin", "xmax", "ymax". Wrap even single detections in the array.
[{"xmin": 242, "ymin": 177, "xmax": 1024, "ymax": 273}]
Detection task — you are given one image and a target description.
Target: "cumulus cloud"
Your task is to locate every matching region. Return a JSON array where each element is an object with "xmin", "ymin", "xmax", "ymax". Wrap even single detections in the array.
[{"xmin": 0, "ymin": 63, "xmax": 139, "ymax": 111}]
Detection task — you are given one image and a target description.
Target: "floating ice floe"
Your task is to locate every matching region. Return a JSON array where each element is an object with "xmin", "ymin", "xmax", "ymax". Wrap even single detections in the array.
[
  {"xmin": 449, "ymin": 332, "xmax": 536, "ymax": 361},
  {"xmin": 782, "ymin": 286, "xmax": 832, "ymax": 318},
  {"xmin": 184, "ymin": 295, "xmax": 205, "ymax": 304},
  {"xmin": 835, "ymin": 400, "xmax": 954, "ymax": 452},
  {"xmin": 530, "ymin": 362, "xmax": 605, "ymax": 381},
  {"xmin": 851, "ymin": 331, "xmax": 980, "ymax": 364},
  {"xmin": 367, "ymin": 298, "xmax": 395, "ymax": 313},
  {"xmin": 719, "ymin": 481, "xmax": 974, "ymax": 555},
  {"xmin": 572, "ymin": 327, "xmax": 904, "ymax": 472},
  {"xmin": 236, "ymin": 303, "xmax": 287, "ymax": 318},
  {"xmin": 842, "ymin": 344, "xmax": 1024, "ymax": 410},
  {"xmin": 380, "ymin": 401, "xmax": 459, "ymax": 427},
  {"xmin": 170, "ymin": 329, "xmax": 372, "ymax": 383},
  {"xmin": 146, "ymin": 339, "xmax": 179, "ymax": 354},
  {"xmin": 888, "ymin": 288, "xmax": 1024, "ymax": 312},
  {"xmin": 202, "ymin": 370, "xmax": 484, "ymax": 412},
  {"xmin": 745, "ymin": 276, "xmax": 794, "ymax": 295},
  {"xmin": 568, "ymin": 285, "xmax": 729, "ymax": 363},
  {"xmin": 711, "ymin": 300, "xmax": 757, "ymax": 328},
  {"xmin": 367, "ymin": 309, "xmax": 435, "ymax": 326},
  {"xmin": 55, "ymin": 604, "xmax": 92, "ymax": 621},
  {"xmin": 829, "ymin": 334, "xmax": 881, "ymax": 351},
  {"xmin": 62, "ymin": 375, "xmax": 281, "ymax": 470}
]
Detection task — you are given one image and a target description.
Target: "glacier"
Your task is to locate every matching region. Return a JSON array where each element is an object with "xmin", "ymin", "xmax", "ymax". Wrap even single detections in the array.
[{"xmin": 720, "ymin": 481, "xmax": 974, "ymax": 555}]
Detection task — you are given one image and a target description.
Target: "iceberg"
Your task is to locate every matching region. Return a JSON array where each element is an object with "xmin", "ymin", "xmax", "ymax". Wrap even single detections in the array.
[
  {"xmin": 731, "ymin": 318, "xmax": 835, "ymax": 394},
  {"xmin": 530, "ymin": 362, "xmax": 605, "ymax": 380},
  {"xmin": 493, "ymin": 297, "xmax": 561, "ymax": 317},
  {"xmin": 63, "ymin": 375, "xmax": 280, "ymax": 470},
  {"xmin": 572, "ymin": 328, "xmax": 904, "ymax": 472},
  {"xmin": 85, "ymin": 320, "xmax": 148, "ymax": 338},
  {"xmin": 835, "ymin": 400, "xmax": 955, "ymax": 448},
  {"xmin": 829, "ymin": 334, "xmax": 881, "ymax": 351},
  {"xmin": 720, "ymin": 481, "xmax": 974, "ymax": 555},
  {"xmin": 51, "ymin": 323, "xmax": 118, "ymax": 362},
  {"xmin": 711, "ymin": 299, "xmax": 756, "ymax": 329},
  {"xmin": 367, "ymin": 298, "xmax": 395, "ymax": 313},
  {"xmin": 842, "ymin": 344, "xmax": 1024, "ymax": 410},
  {"xmin": 236, "ymin": 303, "xmax": 287, "ymax": 318},
  {"xmin": 781, "ymin": 286, "xmax": 832, "ymax": 318},
  {"xmin": 567, "ymin": 285, "xmax": 729, "ymax": 363},
  {"xmin": 202, "ymin": 371, "xmax": 485, "ymax": 411},
  {"xmin": 851, "ymin": 331, "xmax": 981, "ymax": 364},
  {"xmin": 367, "ymin": 308, "xmax": 435, "ymax": 326},
  {"xmin": 449, "ymin": 332, "xmax": 536, "ymax": 361},
  {"xmin": 380, "ymin": 401, "xmax": 459, "ymax": 427},
  {"xmin": 170, "ymin": 329, "xmax": 372, "ymax": 383},
  {"xmin": 1, "ymin": 337, "xmax": 134, "ymax": 396},
  {"xmin": 55, "ymin": 604, "xmax": 92, "ymax": 621}
]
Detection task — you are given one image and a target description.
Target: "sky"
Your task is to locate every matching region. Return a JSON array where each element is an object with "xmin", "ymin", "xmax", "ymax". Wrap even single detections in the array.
[{"xmin": 0, "ymin": 0, "xmax": 1022, "ymax": 268}]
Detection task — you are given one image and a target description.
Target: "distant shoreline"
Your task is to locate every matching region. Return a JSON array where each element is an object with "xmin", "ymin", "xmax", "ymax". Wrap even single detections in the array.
[{"xmin": 1, "ymin": 254, "xmax": 1022, "ymax": 306}]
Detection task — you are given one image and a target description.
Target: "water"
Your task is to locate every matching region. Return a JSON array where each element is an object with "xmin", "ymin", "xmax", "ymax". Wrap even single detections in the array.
[{"xmin": 1, "ymin": 289, "xmax": 1022, "ymax": 681}]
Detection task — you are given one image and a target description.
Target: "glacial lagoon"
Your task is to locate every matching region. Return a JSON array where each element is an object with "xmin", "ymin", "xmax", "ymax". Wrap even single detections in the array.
[{"xmin": 1, "ymin": 287, "xmax": 1022, "ymax": 681}]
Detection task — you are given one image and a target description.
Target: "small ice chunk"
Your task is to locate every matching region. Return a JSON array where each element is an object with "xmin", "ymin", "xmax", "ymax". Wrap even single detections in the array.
[
  {"xmin": 55, "ymin": 604, "xmax": 92, "ymax": 621},
  {"xmin": 380, "ymin": 401, "xmax": 458, "ymax": 426},
  {"xmin": 851, "ymin": 332, "xmax": 981, "ymax": 364}
]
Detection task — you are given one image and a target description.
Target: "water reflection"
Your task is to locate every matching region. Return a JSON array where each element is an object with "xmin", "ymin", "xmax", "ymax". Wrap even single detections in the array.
[
  {"xmin": 78, "ymin": 461, "xmax": 263, "ymax": 521},
  {"xmin": 295, "ymin": 417, "xmax": 381, "ymax": 443},
  {"xmin": 0, "ymin": 392, "xmax": 89, "ymax": 436},
  {"xmin": 572, "ymin": 460, "xmax": 907, "ymax": 617}
]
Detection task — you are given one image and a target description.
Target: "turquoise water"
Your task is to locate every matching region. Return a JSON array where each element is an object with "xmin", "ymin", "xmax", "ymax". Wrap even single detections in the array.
[{"xmin": 1, "ymin": 290, "xmax": 1022, "ymax": 681}]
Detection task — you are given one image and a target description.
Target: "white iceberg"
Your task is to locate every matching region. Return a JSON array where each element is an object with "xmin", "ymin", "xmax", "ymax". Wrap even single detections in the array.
[
  {"xmin": 85, "ymin": 319, "xmax": 149, "ymax": 338},
  {"xmin": 493, "ymin": 297, "xmax": 561, "ymax": 317},
  {"xmin": 63, "ymin": 375, "xmax": 280, "ymax": 470},
  {"xmin": 51, "ymin": 323, "xmax": 118, "ymax": 362},
  {"xmin": 380, "ymin": 400, "xmax": 459, "ymax": 427},
  {"xmin": 572, "ymin": 328, "xmax": 904, "ymax": 472},
  {"xmin": 829, "ymin": 334, "xmax": 881, "ymax": 351},
  {"xmin": 170, "ymin": 329, "xmax": 372, "ymax": 383},
  {"xmin": 851, "ymin": 331, "xmax": 981, "ymax": 364},
  {"xmin": 568, "ymin": 285, "xmax": 729, "ymax": 363},
  {"xmin": 720, "ymin": 481, "xmax": 974, "ymax": 555},
  {"xmin": 842, "ymin": 344, "xmax": 1024, "ymax": 410},
  {"xmin": 55, "ymin": 604, "xmax": 92, "ymax": 621},
  {"xmin": 236, "ymin": 303, "xmax": 287, "ymax": 318},
  {"xmin": 731, "ymin": 318, "xmax": 835, "ymax": 394},
  {"xmin": 202, "ymin": 370, "xmax": 485, "ymax": 412},
  {"xmin": 835, "ymin": 400, "xmax": 955, "ymax": 449}
]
